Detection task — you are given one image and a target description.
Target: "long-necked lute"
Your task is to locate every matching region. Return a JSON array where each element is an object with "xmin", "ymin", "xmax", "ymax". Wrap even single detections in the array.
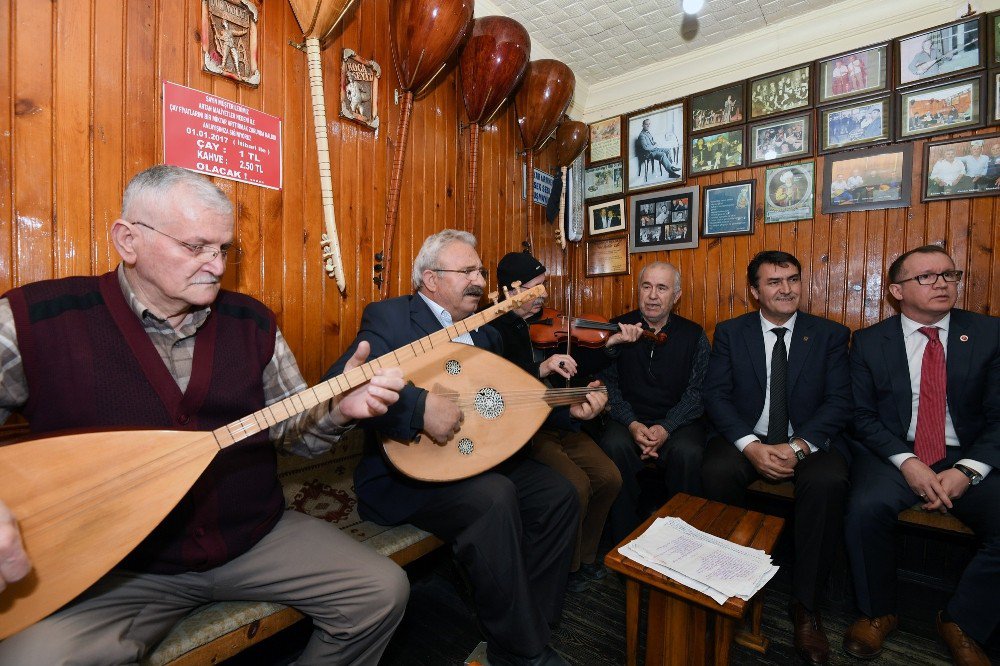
[{"xmin": 0, "ymin": 284, "xmax": 544, "ymax": 640}]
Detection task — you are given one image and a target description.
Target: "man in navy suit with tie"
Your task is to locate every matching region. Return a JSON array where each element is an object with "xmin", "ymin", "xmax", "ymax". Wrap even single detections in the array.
[
  {"xmin": 845, "ymin": 245, "xmax": 999, "ymax": 666},
  {"xmin": 702, "ymin": 250, "xmax": 852, "ymax": 665}
]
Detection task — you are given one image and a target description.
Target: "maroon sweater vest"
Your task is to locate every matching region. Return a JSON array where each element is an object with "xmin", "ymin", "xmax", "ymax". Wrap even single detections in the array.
[{"xmin": 5, "ymin": 272, "xmax": 284, "ymax": 574}]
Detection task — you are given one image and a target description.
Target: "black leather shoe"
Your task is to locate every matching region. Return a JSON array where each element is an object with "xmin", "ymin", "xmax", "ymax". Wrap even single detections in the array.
[
  {"xmin": 790, "ymin": 600, "xmax": 830, "ymax": 664},
  {"xmin": 486, "ymin": 643, "xmax": 569, "ymax": 666}
]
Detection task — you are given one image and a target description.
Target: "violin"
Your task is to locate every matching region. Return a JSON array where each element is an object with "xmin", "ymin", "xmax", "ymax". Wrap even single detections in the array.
[{"xmin": 528, "ymin": 307, "xmax": 667, "ymax": 349}]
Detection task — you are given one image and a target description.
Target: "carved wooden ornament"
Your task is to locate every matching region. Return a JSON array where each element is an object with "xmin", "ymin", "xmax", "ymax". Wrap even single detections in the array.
[
  {"xmin": 340, "ymin": 49, "xmax": 381, "ymax": 134},
  {"xmin": 201, "ymin": 0, "xmax": 261, "ymax": 86}
]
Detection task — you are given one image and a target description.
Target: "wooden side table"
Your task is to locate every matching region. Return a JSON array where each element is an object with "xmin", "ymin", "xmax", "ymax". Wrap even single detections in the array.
[{"xmin": 603, "ymin": 493, "xmax": 784, "ymax": 666}]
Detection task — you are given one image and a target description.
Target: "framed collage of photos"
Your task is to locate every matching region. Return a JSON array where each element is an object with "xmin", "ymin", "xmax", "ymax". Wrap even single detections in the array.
[
  {"xmin": 702, "ymin": 180, "xmax": 755, "ymax": 238},
  {"xmin": 588, "ymin": 116, "xmax": 623, "ymax": 165},
  {"xmin": 897, "ymin": 74, "xmax": 984, "ymax": 140},
  {"xmin": 822, "ymin": 143, "xmax": 913, "ymax": 214},
  {"xmin": 749, "ymin": 64, "xmax": 811, "ymax": 119},
  {"xmin": 922, "ymin": 132, "xmax": 1000, "ymax": 202},
  {"xmin": 819, "ymin": 95, "xmax": 892, "ymax": 153},
  {"xmin": 749, "ymin": 113, "xmax": 811, "ymax": 166},
  {"xmin": 690, "ymin": 129, "xmax": 744, "ymax": 175},
  {"xmin": 764, "ymin": 161, "xmax": 815, "ymax": 224},
  {"xmin": 626, "ymin": 102, "xmax": 685, "ymax": 192},
  {"xmin": 816, "ymin": 44, "xmax": 890, "ymax": 105},
  {"xmin": 628, "ymin": 186, "xmax": 698, "ymax": 253}
]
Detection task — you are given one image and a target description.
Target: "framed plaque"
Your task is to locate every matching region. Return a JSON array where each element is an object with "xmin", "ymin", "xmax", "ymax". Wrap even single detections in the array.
[{"xmin": 585, "ymin": 236, "xmax": 630, "ymax": 277}]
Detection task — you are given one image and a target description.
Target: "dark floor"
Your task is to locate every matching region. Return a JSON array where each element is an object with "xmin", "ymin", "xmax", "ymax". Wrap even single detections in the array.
[{"xmin": 231, "ymin": 500, "xmax": 999, "ymax": 665}]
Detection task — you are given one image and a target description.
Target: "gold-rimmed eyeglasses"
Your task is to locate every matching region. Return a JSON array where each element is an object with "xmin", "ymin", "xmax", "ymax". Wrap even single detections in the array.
[
  {"xmin": 432, "ymin": 267, "xmax": 488, "ymax": 280},
  {"xmin": 130, "ymin": 220, "xmax": 242, "ymax": 264}
]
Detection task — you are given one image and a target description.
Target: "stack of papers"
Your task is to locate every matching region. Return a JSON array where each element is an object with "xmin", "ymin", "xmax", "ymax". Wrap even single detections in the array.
[{"xmin": 618, "ymin": 516, "xmax": 779, "ymax": 605}]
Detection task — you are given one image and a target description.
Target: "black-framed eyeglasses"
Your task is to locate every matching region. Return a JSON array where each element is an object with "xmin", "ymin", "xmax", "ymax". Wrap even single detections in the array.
[
  {"xmin": 432, "ymin": 267, "xmax": 488, "ymax": 280},
  {"xmin": 129, "ymin": 220, "xmax": 242, "ymax": 264},
  {"xmin": 894, "ymin": 270, "xmax": 963, "ymax": 286}
]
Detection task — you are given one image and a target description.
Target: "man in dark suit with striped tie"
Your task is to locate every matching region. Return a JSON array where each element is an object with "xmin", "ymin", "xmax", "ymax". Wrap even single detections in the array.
[
  {"xmin": 845, "ymin": 245, "xmax": 999, "ymax": 666},
  {"xmin": 702, "ymin": 250, "xmax": 852, "ymax": 666}
]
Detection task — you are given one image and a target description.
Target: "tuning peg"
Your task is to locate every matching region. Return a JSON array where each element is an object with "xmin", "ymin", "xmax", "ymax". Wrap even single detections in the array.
[
  {"xmin": 511, "ymin": 280, "xmax": 522, "ymax": 290},
  {"xmin": 501, "ymin": 285, "xmax": 510, "ymax": 300},
  {"xmin": 374, "ymin": 252, "xmax": 384, "ymax": 261},
  {"xmin": 487, "ymin": 291, "xmax": 499, "ymax": 305},
  {"xmin": 373, "ymin": 276, "xmax": 383, "ymax": 287},
  {"xmin": 374, "ymin": 263, "xmax": 384, "ymax": 272}
]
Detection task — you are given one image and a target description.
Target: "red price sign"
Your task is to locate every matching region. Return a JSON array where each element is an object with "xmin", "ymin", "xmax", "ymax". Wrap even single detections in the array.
[{"xmin": 163, "ymin": 81, "xmax": 282, "ymax": 189}]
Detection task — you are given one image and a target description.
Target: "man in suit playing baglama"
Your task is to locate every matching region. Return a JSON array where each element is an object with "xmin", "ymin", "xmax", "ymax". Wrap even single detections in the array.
[
  {"xmin": 701, "ymin": 250, "xmax": 852, "ymax": 666},
  {"xmin": 844, "ymin": 245, "xmax": 999, "ymax": 666}
]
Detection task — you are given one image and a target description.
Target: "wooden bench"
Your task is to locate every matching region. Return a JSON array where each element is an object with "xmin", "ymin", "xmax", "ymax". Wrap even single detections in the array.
[{"xmin": 0, "ymin": 425, "xmax": 443, "ymax": 664}]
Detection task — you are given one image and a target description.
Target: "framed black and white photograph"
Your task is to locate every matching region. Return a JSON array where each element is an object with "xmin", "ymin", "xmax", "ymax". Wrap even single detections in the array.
[
  {"xmin": 690, "ymin": 129, "xmax": 744, "ymax": 175},
  {"xmin": 588, "ymin": 116, "xmax": 623, "ymax": 165},
  {"xmin": 702, "ymin": 180, "xmax": 755, "ymax": 238},
  {"xmin": 819, "ymin": 95, "xmax": 891, "ymax": 153},
  {"xmin": 627, "ymin": 102, "xmax": 685, "ymax": 191},
  {"xmin": 922, "ymin": 132, "xmax": 1000, "ymax": 201},
  {"xmin": 898, "ymin": 74, "xmax": 984, "ymax": 140},
  {"xmin": 764, "ymin": 161, "xmax": 814, "ymax": 224},
  {"xmin": 584, "ymin": 162, "xmax": 623, "ymax": 199},
  {"xmin": 817, "ymin": 44, "xmax": 889, "ymax": 105},
  {"xmin": 749, "ymin": 113, "xmax": 811, "ymax": 166},
  {"xmin": 587, "ymin": 198, "xmax": 626, "ymax": 236},
  {"xmin": 822, "ymin": 143, "xmax": 913, "ymax": 214},
  {"xmin": 896, "ymin": 17, "xmax": 983, "ymax": 87},
  {"xmin": 749, "ymin": 65, "xmax": 811, "ymax": 119},
  {"xmin": 628, "ymin": 186, "xmax": 698, "ymax": 253},
  {"xmin": 690, "ymin": 82, "xmax": 745, "ymax": 132}
]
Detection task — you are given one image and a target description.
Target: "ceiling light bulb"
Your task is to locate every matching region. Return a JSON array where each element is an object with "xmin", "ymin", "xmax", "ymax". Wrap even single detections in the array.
[{"xmin": 682, "ymin": 0, "xmax": 704, "ymax": 14}]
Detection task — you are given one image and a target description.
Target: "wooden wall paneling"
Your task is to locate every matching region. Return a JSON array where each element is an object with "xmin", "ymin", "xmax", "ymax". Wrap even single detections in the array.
[
  {"xmin": 123, "ymin": 0, "xmax": 157, "ymax": 184},
  {"xmin": 12, "ymin": 0, "xmax": 55, "ymax": 286},
  {"xmin": 54, "ymin": 0, "xmax": 94, "ymax": 279},
  {"xmin": 859, "ymin": 209, "xmax": 887, "ymax": 329},
  {"xmin": 843, "ymin": 210, "xmax": 870, "ymax": 332},
  {"xmin": 966, "ymin": 196, "xmax": 994, "ymax": 315},
  {"xmin": 946, "ymin": 197, "xmax": 971, "ymax": 311},
  {"xmin": 0, "ymin": 0, "xmax": 14, "ymax": 291},
  {"xmin": 879, "ymin": 206, "xmax": 906, "ymax": 323}
]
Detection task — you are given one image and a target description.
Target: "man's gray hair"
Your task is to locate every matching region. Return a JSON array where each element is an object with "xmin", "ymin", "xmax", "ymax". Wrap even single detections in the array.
[
  {"xmin": 638, "ymin": 261, "xmax": 681, "ymax": 291},
  {"xmin": 122, "ymin": 165, "xmax": 233, "ymax": 219},
  {"xmin": 412, "ymin": 229, "xmax": 477, "ymax": 290}
]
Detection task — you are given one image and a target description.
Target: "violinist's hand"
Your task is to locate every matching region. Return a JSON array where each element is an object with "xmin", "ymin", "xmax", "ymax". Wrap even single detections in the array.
[
  {"xmin": 569, "ymin": 381, "xmax": 607, "ymax": 421},
  {"xmin": 422, "ymin": 392, "xmax": 463, "ymax": 443},
  {"xmin": 331, "ymin": 341, "xmax": 405, "ymax": 424},
  {"xmin": 606, "ymin": 323, "xmax": 644, "ymax": 348},
  {"xmin": 540, "ymin": 354, "xmax": 577, "ymax": 380},
  {"xmin": 0, "ymin": 499, "xmax": 31, "ymax": 593}
]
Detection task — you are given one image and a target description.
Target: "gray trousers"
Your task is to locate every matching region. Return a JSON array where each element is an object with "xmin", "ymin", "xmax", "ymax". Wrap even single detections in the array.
[{"xmin": 0, "ymin": 510, "xmax": 409, "ymax": 666}]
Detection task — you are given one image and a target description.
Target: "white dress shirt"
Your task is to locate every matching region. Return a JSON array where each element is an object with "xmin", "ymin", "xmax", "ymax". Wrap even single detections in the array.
[{"xmin": 418, "ymin": 292, "xmax": 475, "ymax": 346}]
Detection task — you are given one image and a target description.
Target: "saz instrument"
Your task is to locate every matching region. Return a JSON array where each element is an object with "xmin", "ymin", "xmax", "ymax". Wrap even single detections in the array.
[
  {"xmin": 383, "ymin": 343, "xmax": 606, "ymax": 482},
  {"xmin": 551, "ymin": 119, "xmax": 588, "ymax": 249},
  {"xmin": 288, "ymin": 0, "xmax": 359, "ymax": 293},
  {"xmin": 0, "ymin": 284, "xmax": 545, "ymax": 640}
]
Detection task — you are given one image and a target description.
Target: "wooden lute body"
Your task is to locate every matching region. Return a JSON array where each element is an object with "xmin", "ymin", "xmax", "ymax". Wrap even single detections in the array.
[{"xmin": 0, "ymin": 285, "xmax": 545, "ymax": 640}]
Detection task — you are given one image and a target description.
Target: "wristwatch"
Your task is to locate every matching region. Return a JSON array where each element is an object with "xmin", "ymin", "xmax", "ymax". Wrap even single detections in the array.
[
  {"xmin": 953, "ymin": 464, "xmax": 983, "ymax": 486},
  {"xmin": 788, "ymin": 439, "xmax": 806, "ymax": 461}
]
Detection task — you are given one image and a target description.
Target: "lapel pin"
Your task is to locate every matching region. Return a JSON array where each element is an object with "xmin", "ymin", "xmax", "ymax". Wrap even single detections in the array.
[
  {"xmin": 802, "ymin": 336, "xmax": 809, "ymax": 342},
  {"xmin": 960, "ymin": 334, "xmax": 969, "ymax": 342}
]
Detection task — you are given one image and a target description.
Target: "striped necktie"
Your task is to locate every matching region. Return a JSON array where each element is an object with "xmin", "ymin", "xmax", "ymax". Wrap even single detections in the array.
[{"xmin": 913, "ymin": 326, "xmax": 946, "ymax": 466}]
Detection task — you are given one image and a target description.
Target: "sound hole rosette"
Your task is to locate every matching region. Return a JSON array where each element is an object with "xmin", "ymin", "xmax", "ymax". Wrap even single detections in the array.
[
  {"xmin": 444, "ymin": 359, "xmax": 462, "ymax": 375},
  {"xmin": 457, "ymin": 438, "xmax": 474, "ymax": 455},
  {"xmin": 474, "ymin": 387, "xmax": 504, "ymax": 419}
]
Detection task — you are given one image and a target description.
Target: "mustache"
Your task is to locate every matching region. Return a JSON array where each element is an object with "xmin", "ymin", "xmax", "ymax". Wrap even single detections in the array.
[{"xmin": 464, "ymin": 286, "xmax": 484, "ymax": 298}]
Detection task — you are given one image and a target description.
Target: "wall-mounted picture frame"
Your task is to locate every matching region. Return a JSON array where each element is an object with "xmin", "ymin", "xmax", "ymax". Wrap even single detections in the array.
[
  {"xmin": 585, "ymin": 235, "xmax": 630, "ymax": 277},
  {"xmin": 702, "ymin": 180, "xmax": 756, "ymax": 238},
  {"xmin": 627, "ymin": 102, "xmax": 685, "ymax": 192},
  {"xmin": 584, "ymin": 162, "xmax": 623, "ymax": 200},
  {"xmin": 628, "ymin": 186, "xmax": 699, "ymax": 253},
  {"xmin": 690, "ymin": 81, "xmax": 745, "ymax": 133},
  {"xmin": 896, "ymin": 17, "xmax": 982, "ymax": 88},
  {"xmin": 898, "ymin": 74, "xmax": 984, "ymax": 140},
  {"xmin": 989, "ymin": 11, "xmax": 1000, "ymax": 66},
  {"xmin": 822, "ymin": 143, "xmax": 913, "ymax": 214},
  {"xmin": 587, "ymin": 198, "xmax": 626, "ymax": 236},
  {"xmin": 690, "ymin": 128, "xmax": 744, "ymax": 175},
  {"xmin": 749, "ymin": 112, "xmax": 812, "ymax": 166},
  {"xmin": 991, "ymin": 71, "xmax": 1000, "ymax": 125},
  {"xmin": 819, "ymin": 95, "xmax": 892, "ymax": 153},
  {"xmin": 749, "ymin": 64, "xmax": 811, "ymax": 120},
  {"xmin": 588, "ymin": 116, "xmax": 623, "ymax": 166},
  {"xmin": 922, "ymin": 132, "xmax": 1000, "ymax": 201},
  {"xmin": 764, "ymin": 161, "xmax": 814, "ymax": 224},
  {"xmin": 817, "ymin": 43, "xmax": 889, "ymax": 105}
]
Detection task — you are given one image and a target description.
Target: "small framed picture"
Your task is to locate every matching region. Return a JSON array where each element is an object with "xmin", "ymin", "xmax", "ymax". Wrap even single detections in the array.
[
  {"xmin": 896, "ymin": 17, "xmax": 983, "ymax": 88},
  {"xmin": 689, "ymin": 81, "xmax": 745, "ymax": 133},
  {"xmin": 627, "ymin": 102, "xmax": 685, "ymax": 191},
  {"xmin": 702, "ymin": 180, "xmax": 756, "ymax": 238},
  {"xmin": 817, "ymin": 43, "xmax": 890, "ymax": 105},
  {"xmin": 749, "ymin": 64, "xmax": 811, "ymax": 120},
  {"xmin": 749, "ymin": 112, "xmax": 812, "ymax": 166},
  {"xmin": 897, "ymin": 74, "xmax": 984, "ymax": 140},
  {"xmin": 585, "ymin": 236, "xmax": 630, "ymax": 277},
  {"xmin": 819, "ymin": 95, "xmax": 892, "ymax": 153},
  {"xmin": 584, "ymin": 162, "xmax": 623, "ymax": 200},
  {"xmin": 764, "ymin": 161, "xmax": 815, "ymax": 224},
  {"xmin": 822, "ymin": 143, "xmax": 913, "ymax": 214},
  {"xmin": 922, "ymin": 133, "xmax": 1000, "ymax": 201},
  {"xmin": 628, "ymin": 186, "xmax": 699, "ymax": 253},
  {"xmin": 991, "ymin": 71, "xmax": 1000, "ymax": 124},
  {"xmin": 690, "ymin": 128, "xmax": 744, "ymax": 175},
  {"xmin": 588, "ymin": 116, "xmax": 623, "ymax": 165},
  {"xmin": 989, "ymin": 11, "xmax": 1000, "ymax": 67},
  {"xmin": 587, "ymin": 198, "xmax": 626, "ymax": 236}
]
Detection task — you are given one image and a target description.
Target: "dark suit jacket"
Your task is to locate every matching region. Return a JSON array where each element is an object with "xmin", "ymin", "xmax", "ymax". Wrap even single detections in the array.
[
  {"xmin": 703, "ymin": 310, "xmax": 852, "ymax": 453},
  {"xmin": 850, "ymin": 308, "xmax": 1000, "ymax": 469},
  {"xmin": 323, "ymin": 294, "xmax": 502, "ymax": 525}
]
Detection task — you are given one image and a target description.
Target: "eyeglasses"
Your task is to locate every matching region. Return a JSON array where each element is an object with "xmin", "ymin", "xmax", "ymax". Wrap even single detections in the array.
[
  {"xmin": 130, "ymin": 220, "xmax": 242, "ymax": 264},
  {"xmin": 432, "ymin": 267, "xmax": 488, "ymax": 280},
  {"xmin": 894, "ymin": 270, "xmax": 963, "ymax": 286}
]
